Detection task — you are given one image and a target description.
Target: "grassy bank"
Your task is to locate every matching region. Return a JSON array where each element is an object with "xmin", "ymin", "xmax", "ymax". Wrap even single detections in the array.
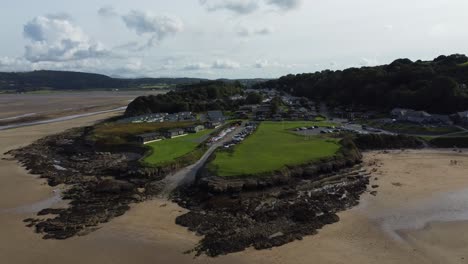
[
  {"xmin": 208, "ymin": 121, "xmax": 340, "ymax": 177},
  {"xmin": 364, "ymin": 120, "xmax": 461, "ymax": 135}
]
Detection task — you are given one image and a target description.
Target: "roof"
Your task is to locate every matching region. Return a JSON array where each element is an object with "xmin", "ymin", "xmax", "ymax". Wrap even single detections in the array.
[
  {"xmin": 431, "ymin": 114, "xmax": 451, "ymax": 120},
  {"xmin": 137, "ymin": 132, "xmax": 160, "ymax": 138},
  {"xmin": 391, "ymin": 108, "xmax": 409, "ymax": 115},
  {"xmin": 240, "ymin": 104, "xmax": 259, "ymax": 108},
  {"xmin": 410, "ymin": 111, "xmax": 431, "ymax": 118},
  {"xmin": 167, "ymin": 128, "xmax": 184, "ymax": 133},
  {"xmin": 207, "ymin": 110, "xmax": 224, "ymax": 120},
  {"xmin": 457, "ymin": 111, "xmax": 468, "ymax": 118}
]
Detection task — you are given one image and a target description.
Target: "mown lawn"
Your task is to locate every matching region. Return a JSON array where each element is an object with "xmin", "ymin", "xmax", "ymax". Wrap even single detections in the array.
[
  {"xmin": 144, "ymin": 129, "xmax": 214, "ymax": 165},
  {"xmin": 209, "ymin": 121, "xmax": 341, "ymax": 177}
]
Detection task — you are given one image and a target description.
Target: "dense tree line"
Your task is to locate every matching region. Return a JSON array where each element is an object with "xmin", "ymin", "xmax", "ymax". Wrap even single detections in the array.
[
  {"xmin": 125, "ymin": 81, "xmax": 244, "ymax": 116},
  {"xmin": 254, "ymin": 54, "xmax": 468, "ymax": 113}
]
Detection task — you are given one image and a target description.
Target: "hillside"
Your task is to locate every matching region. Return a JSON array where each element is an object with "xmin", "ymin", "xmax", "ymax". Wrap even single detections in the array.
[
  {"xmin": 0, "ymin": 70, "xmax": 268, "ymax": 92},
  {"xmin": 0, "ymin": 70, "xmax": 207, "ymax": 92},
  {"xmin": 254, "ymin": 54, "xmax": 468, "ymax": 114},
  {"xmin": 125, "ymin": 80, "xmax": 244, "ymax": 116}
]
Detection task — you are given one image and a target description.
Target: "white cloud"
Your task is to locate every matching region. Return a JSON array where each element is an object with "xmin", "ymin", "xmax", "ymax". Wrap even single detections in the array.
[
  {"xmin": 183, "ymin": 62, "xmax": 211, "ymax": 70},
  {"xmin": 23, "ymin": 15, "xmax": 110, "ymax": 62},
  {"xmin": 98, "ymin": 6, "xmax": 118, "ymax": 17},
  {"xmin": 384, "ymin": 24, "xmax": 394, "ymax": 31},
  {"xmin": 237, "ymin": 26, "xmax": 274, "ymax": 37},
  {"xmin": 199, "ymin": 0, "xmax": 260, "ymax": 14},
  {"xmin": 182, "ymin": 59, "xmax": 240, "ymax": 70},
  {"xmin": 122, "ymin": 10, "xmax": 183, "ymax": 49},
  {"xmin": 199, "ymin": 0, "xmax": 301, "ymax": 14},
  {"xmin": 0, "ymin": 57, "xmax": 32, "ymax": 72},
  {"xmin": 212, "ymin": 59, "xmax": 240, "ymax": 69},
  {"xmin": 0, "ymin": 55, "xmax": 151, "ymax": 78},
  {"xmin": 253, "ymin": 59, "xmax": 297, "ymax": 69},
  {"xmin": 359, "ymin": 58, "xmax": 379, "ymax": 66},
  {"xmin": 254, "ymin": 59, "xmax": 270, "ymax": 68},
  {"xmin": 122, "ymin": 11, "xmax": 183, "ymax": 36},
  {"xmin": 267, "ymin": 0, "xmax": 301, "ymax": 10}
]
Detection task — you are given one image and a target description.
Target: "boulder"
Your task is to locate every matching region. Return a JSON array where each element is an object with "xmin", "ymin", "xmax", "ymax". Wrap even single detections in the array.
[{"xmin": 94, "ymin": 179, "xmax": 135, "ymax": 194}]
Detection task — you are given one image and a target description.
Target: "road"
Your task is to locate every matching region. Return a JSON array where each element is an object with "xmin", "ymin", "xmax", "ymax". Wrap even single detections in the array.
[{"xmin": 159, "ymin": 123, "xmax": 246, "ymax": 198}]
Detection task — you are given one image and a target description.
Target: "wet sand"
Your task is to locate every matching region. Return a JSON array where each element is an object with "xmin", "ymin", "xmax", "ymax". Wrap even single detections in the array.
[
  {"xmin": 2, "ymin": 114, "xmax": 468, "ymax": 263},
  {"xmin": 0, "ymin": 91, "xmax": 165, "ymax": 128}
]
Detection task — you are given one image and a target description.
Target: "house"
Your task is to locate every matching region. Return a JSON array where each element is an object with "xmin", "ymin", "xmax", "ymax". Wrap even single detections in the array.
[
  {"xmin": 405, "ymin": 111, "xmax": 432, "ymax": 123},
  {"xmin": 178, "ymin": 112, "xmax": 196, "ymax": 121},
  {"xmin": 391, "ymin": 108, "xmax": 410, "ymax": 119},
  {"xmin": 234, "ymin": 110, "xmax": 249, "ymax": 119},
  {"xmin": 205, "ymin": 121, "xmax": 222, "ymax": 129},
  {"xmin": 239, "ymin": 105, "xmax": 259, "ymax": 112},
  {"xmin": 207, "ymin": 110, "xmax": 225, "ymax": 122},
  {"xmin": 255, "ymin": 105, "xmax": 271, "ymax": 117},
  {"xmin": 186, "ymin": 125, "xmax": 205, "ymax": 133},
  {"xmin": 117, "ymin": 113, "xmax": 167, "ymax": 124},
  {"xmin": 164, "ymin": 128, "xmax": 187, "ymax": 138},
  {"xmin": 229, "ymin": 94, "xmax": 245, "ymax": 101},
  {"xmin": 136, "ymin": 132, "xmax": 162, "ymax": 144},
  {"xmin": 165, "ymin": 114, "xmax": 179, "ymax": 122},
  {"xmin": 452, "ymin": 111, "xmax": 468, "ymax": 125},
  {"xmin": 391, "ymin": 108, "xmax": 431, "ymax": 123},
  {"xmin": 430, "ymin": 114, "xmax": 453, "ymax": 125},
  {"xmin": 391, "ymin": 108, "xmax": 452, "ymax": 125}
]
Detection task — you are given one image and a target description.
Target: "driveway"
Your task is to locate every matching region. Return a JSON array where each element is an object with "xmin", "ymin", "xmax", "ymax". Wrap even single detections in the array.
[{"xmin": 159, "ymin": 123, "xmax": 246, "ymax": 198}]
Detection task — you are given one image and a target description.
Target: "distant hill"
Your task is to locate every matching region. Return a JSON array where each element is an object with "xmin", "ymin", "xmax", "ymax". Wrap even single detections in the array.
[
  {"xmin": 254, "ymin": 54, "xmax": 468, "ymax": 114},
  {"xmin": 0, "ymin": 70, "xmax": 269, "ymax": 92},
  {"xmin": 0, "ymin": 70, "xmax": 208, "ymax": 92}
]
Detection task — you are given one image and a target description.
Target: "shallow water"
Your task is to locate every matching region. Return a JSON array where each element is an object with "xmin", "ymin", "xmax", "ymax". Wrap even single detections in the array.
[
  {"xmin": 0, "ymin": 113, "xmax": 37, "ymax": 121},
  {"xmin": 1, "ymin": 190, "xmax": 63, "ymax": 214},
  {"xmin": 370, "ymin": 188, "xmax": 468, "ymax": 241}
]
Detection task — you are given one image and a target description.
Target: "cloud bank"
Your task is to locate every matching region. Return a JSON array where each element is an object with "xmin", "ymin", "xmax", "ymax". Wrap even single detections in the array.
[
  {"xmin": 199, "ymin": 0, "xmax": 259, "ymax": 14},
  {"xmin": 199, "ymin": 0, "xmax": 301, "ymax": 14},
  {"xmin": 267, "ymin": 0, "xmax": 301, "ymax": 10},
  {"xmin": 122, "ymin": 10, "xmax": 184, "ymax": 48},
  {"xmin": 98, "ymin": 6, "xmax": 118, "ymax": 17},
  {"xmin": 237, "ymin": 26, "xmax": 274, "ymax": 37},
  {"xmin": 23, "ymin": 14, "xmax": 110, "ymax": 62}
]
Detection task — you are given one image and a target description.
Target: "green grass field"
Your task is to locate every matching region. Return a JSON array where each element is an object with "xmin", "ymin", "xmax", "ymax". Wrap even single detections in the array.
[
  {"xmin": 89, "ymin": 121, "xmax": 196, "ymax": 145},
  {"xmin": 209, "ymin": 121, "xmax": 341, "ymax": 177},
  {"xmin": 143, "ymin": 129, "xmax": 214, "ymax": 165}
]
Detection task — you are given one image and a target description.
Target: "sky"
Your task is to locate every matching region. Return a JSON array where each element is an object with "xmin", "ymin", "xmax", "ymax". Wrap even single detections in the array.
[{"xmin": 1, "ymin": 0, "xmax": 468, "ymax": 79}]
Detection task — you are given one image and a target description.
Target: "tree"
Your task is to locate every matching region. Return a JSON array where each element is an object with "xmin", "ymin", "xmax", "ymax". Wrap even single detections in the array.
[
  {"xmin": 270, "ymin": 97, "xmax": 282, "ymax": 114},
  {"xmin": 245, "ymin": 92, "xmax": 263, "ymax": 104}
]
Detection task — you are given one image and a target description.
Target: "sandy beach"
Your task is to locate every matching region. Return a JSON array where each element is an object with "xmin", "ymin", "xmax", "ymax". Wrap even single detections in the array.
[
  {"xmin": 2, "ymin": 115, "xmax": 468, "ymax": 263},
  {"xmin": 0, "ymin": 91, "xmax": 166, "ymax": 129}
]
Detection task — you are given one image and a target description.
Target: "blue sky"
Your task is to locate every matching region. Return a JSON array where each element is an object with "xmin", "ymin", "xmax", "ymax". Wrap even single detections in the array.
[{"xmin": 1, "ymin": 0, "xmax": 468, "ymax": 78}]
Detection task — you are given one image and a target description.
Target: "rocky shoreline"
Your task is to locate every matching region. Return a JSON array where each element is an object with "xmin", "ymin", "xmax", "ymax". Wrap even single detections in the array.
[
  {"xmin": 173, "ymin": 166, "xmax": 370, "ymax": 256},
  {"xmin": 7, "ymin": 127, "xmax": 166, "ymax": 239},
  {"xmin": 6, "ymin": 128, "xmax": 372, "ymax": 256}
]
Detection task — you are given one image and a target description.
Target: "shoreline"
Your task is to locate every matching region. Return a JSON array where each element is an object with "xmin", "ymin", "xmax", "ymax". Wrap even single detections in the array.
[
  {"xmin": 2, "ymin": 115, "xmax": 468, "ymax": 263},
  {"xmin": 0, "ymin": 107, "xmax": 126, "ymax": 131}
]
